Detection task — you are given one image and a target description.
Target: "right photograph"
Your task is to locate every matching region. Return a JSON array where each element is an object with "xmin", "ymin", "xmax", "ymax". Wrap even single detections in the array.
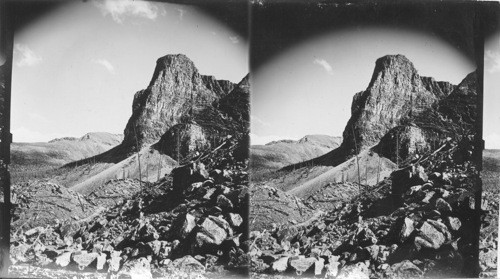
[{"xmin": 249, "ymin": 2, "xmax": 498, "ymax": 278}]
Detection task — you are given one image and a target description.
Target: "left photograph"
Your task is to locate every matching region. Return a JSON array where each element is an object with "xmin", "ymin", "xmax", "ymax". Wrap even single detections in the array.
[{"xmin": 1, "ymin": 0, "xmax": 249, "ymax": 278}]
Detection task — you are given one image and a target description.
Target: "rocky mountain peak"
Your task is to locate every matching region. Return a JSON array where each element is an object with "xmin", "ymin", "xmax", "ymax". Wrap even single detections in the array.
[
  {"xmin": 340, "ymin": 54, "xmax": 456, "ymax": 156},
  {"xmin": 122, "ymin": 54, "xmax": 236, "ymax": 148},
  {"xmin": 147, "ymin": 54, "xmax": 200, "ymax": 91},
  {"xmin": 451, "ymin": 71, "xmax": 477, "ymax": 96},
  {"xmin": 368, "ymin": 55, "xmax": 417, "ymax": 88}
]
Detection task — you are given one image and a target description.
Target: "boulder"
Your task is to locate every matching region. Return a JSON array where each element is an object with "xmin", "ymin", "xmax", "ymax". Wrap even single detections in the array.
[
  {"xmin": 132, "ymin": 242, "xmax": 153, "ymax": 258},
  {"xmin": 172, "ymin": 255, "xmax": 205, "ymax": 272},
  {"xmin": 427, "ymin": 219, "xmax": 451, "ymax": 240},
  {"xmin": 412, "ymin": 165, "xmax": 428, "ymax": 185},
  {"xmin": 414, "ymin": 221, "xmax": 445, "ymax": 250},
  {"xmin": 25, "ymin": 226, "xmax": 44, "ymax": 237},
  {"xmin": 422, "ymin": 191, "xmax": 436, "ymax": 204},
  {"xmin": 173, "ymin": 213, "xmax": 197, "ymax": 239},
  {"xmin": 479, "ymin": 248, "xmax": 497, "ymax": 271},
  {"xmin": 96, "ymin": 253, "xmax": 107, "ymax": 270},
  {"xmin": 117, "ymin": 257, "xmax": 152, "ymax": 279},
  {"xmin": 72, "ymin": 251, "xmax": 99, "ymax": 270},
  {"xmin": 393, "ymin": 217, "xmax": 414, "ymax": 243},
  {"xmin": 445, "ymin": 216, "xmax": 462, "ymax": 232},
  {"xmin": 193, "ymin": 162, "xmax": 210, "ymax": 181},
  {"xmin": 337, "ymin": 262, "xmax": 369, "ymax": 279},
  {"xmin": 217, "ymin": 195, "xmax": 234, "ymax": 209},
  {"xmin": 325, "ymin": 255, "xmax": 341, "ymax": 278},
  {"xmin": 139, "ymin": 223, "xmax": 159, "ymax": 242},
  {"xmin": 54, "ymin": 251, "xmax": 72, "ymax": 267},
  {"xmin": 60, "ymin": 222, "xmax": 80, "ymax": 240},
  {"xmin": 435, "ymin": 198, "xmax": 453, "ymax": 213},
  {"xmin": 107, "ymin": 251, "xmax": 122, "ymax": 272},
  {"xmin": 203, "ymin": 188, "xmax": 217, "ymax": 200},
  {"xmin": 208, "ymin": 216, "xmax": 233, "ymax": 235},
  {"xmin": 355, "ymin": 227, "xmax": 378, "ymax": 246},
  {"xmin": 406, "ymin": 185, "xmax": 423, "ymax": 196},
  {"xmin": 42, "ymin": 247, "xmax": 60, "ymax": 260},
  {"xmin": 388, "ymin": 260, "xmax": 423, "ymax": 277},
  {"xmin": 271, "ymin": 256, "xmax": 289, "ymax": 272},
  {"xmin": 289, "ymin": 256, "xmax": 316, "ymax": 274},
  {"xmin": 364, "ymin": 245, "xmax": 380, "ymax": 261},
  {"xmin": 228, "ymin": 213, "xmax": 243, "ymax": 227},
  {"xmin": 315, "ymin": 257, "xmax": 325, "ymax": 276},
  {"xmin": 146, "ymin": 240, "xmax": 162, "ymax": 257},
  {"xmin": 196, "ymin": 217, "xmax": 228, "ymax": 247},
  {"xmin": 10, "ymin": 243, "xmax": 30, "ymax": 264}
]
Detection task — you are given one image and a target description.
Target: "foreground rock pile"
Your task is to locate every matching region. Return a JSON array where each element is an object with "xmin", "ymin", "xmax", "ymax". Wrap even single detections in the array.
[
  {"xmin": 250, "ymin": 137, "xmax": 492, "ymax": 278},
  {"xmin": 10, "ymin": 181, "xmax": 96, "ymax": 229},
  {"xmin": 10, "ymin": 136, "xmax": 249, "ymax": 278}
]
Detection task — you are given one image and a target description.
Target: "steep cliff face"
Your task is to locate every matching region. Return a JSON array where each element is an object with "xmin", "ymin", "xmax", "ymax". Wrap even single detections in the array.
[
  {"xmin": 438, "ymin": 71, "xmax": 477, "ymax": 125},
  {"xmin": 374, "ymin": 125, "xmax": 432, "ymax": 164},
  {"xmin": 216, "ymin": 74, "xmax": 250, "ymax": 124},
  {"xmin": 155, "ymin": 74, "xmax": 250, "ymax": 162},
  {"xmin": 122, "ymin": 54, "xmax": 236, "ymax": 148},
  {"xmin": 156, "ymin": 123, "xmax": 210, "ymax": 162},
  {"xmin": 192, "ymin": 74, "xmax": 250, "ymax": 135},
  {"xmin": 421, "ymin": 77, "xmax": 457, "ymax": 99},
  {"xmin": 283, "ymin": 55, "xmax": 463, "ymax": 170},
  {"xmin": 201, "ymin": 75, "xmax": 235, "ymax": 97},
  {"xmin": 340, "ymin": 55, "xmax": 456, "ymax": 155}
]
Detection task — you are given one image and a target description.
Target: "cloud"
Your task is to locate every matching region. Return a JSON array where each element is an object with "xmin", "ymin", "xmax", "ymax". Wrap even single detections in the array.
[
  {"xmin": 11, "ymin": 127, "xmax": 70, "ymax": 143},
  {"xmin": 94, "ymin": 0, "xmax": 158, "ymax": 23},
  {"xmin": 485, "ymin": 50, "xmax": 500, "ymax": 74},
  {"xmin": 229, "ymin": 36, "xmax": 240, "ymax": 44},
  {"xmin": 177, "ymin": 8, "xmax": 186, "ymax": 20},
  {"xmin": 313, "ymin": 58, "xmax": 334, "ymax": 75},
  {"xmin": 14, "ymin": 44, "xmax": 42, "ymax": 67},
  {"xmin": 92, "ymin": 58, "xmax": 116, "ymax": 74},
  {"xmin": 160, "ymin": 7, "xmax": 167, "ymax": 17}
]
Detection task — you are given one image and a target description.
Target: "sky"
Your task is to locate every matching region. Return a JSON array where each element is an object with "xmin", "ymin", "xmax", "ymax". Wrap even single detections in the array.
[
  {"xmin": 484, "ymin": 31, "xmax": 500, "ymax": 149},
  {"xmin": 250, "ymin": 27, "xmax": 477, "ymax": 145},
  {"xmin": 11, "ymin": 0, "xmax": 248, "ymax": 143}
]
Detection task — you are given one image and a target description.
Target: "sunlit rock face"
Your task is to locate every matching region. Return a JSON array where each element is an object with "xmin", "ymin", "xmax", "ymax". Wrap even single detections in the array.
[
  {"xmin": 340, "ymin": 54, "xmax": 456, "ymax": 155},
  {"xmin": 153, "ymin": 73, "xmax": 250, "ymax": 161},
  {"xmin": 438, "ymin": 71, "xmax": 478, "ymax": 125},
  {"xmin": 155, "ymin": 123, "xmax": 209, "ymax": 161},
  {"xmin": 122, "ymin": 54, "xmax": 235, "ymax": 148},
  {"xmin": 375, "ymin": 125, "xmax": 431, "ymax": 164}
]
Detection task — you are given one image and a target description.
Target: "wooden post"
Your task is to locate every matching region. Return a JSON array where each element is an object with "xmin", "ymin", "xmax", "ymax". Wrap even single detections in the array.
[
  {"xmin": 133, "ymin": 126, "xmax": 142, "ymax": 189},
  {"xmin": 351, "ymin": 126, "xmax": 361, "ymax": 189}
]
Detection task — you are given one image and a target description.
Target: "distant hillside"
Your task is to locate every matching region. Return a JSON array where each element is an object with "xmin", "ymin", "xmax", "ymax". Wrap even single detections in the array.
[
  {"xmin": 11, "ymin": 132, "xmax": 123, "ymax": 167},
  {"xmin": 54, "ymin": 55, "xmax": 248, "ymax": 194},
  {"xmin": 250, "ymin": 135, "xmax": 341, "ymax": 178},
  {"xmin": 10, "ymin": 132, "xmax": 123, "ymax": 182},
  {"xmin": 482, "ymin": 149, "xmax": 500, "ymax": 193}
]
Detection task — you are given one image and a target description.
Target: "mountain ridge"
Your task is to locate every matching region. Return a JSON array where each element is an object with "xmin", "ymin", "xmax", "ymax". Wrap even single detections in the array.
[
  {"xmin": 283, "ymin": 54, "xmax": 472, "ymax": 171},
  {"xmin": 123, "ymin": 54, "xmax": 237, "ymax": 148}
]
